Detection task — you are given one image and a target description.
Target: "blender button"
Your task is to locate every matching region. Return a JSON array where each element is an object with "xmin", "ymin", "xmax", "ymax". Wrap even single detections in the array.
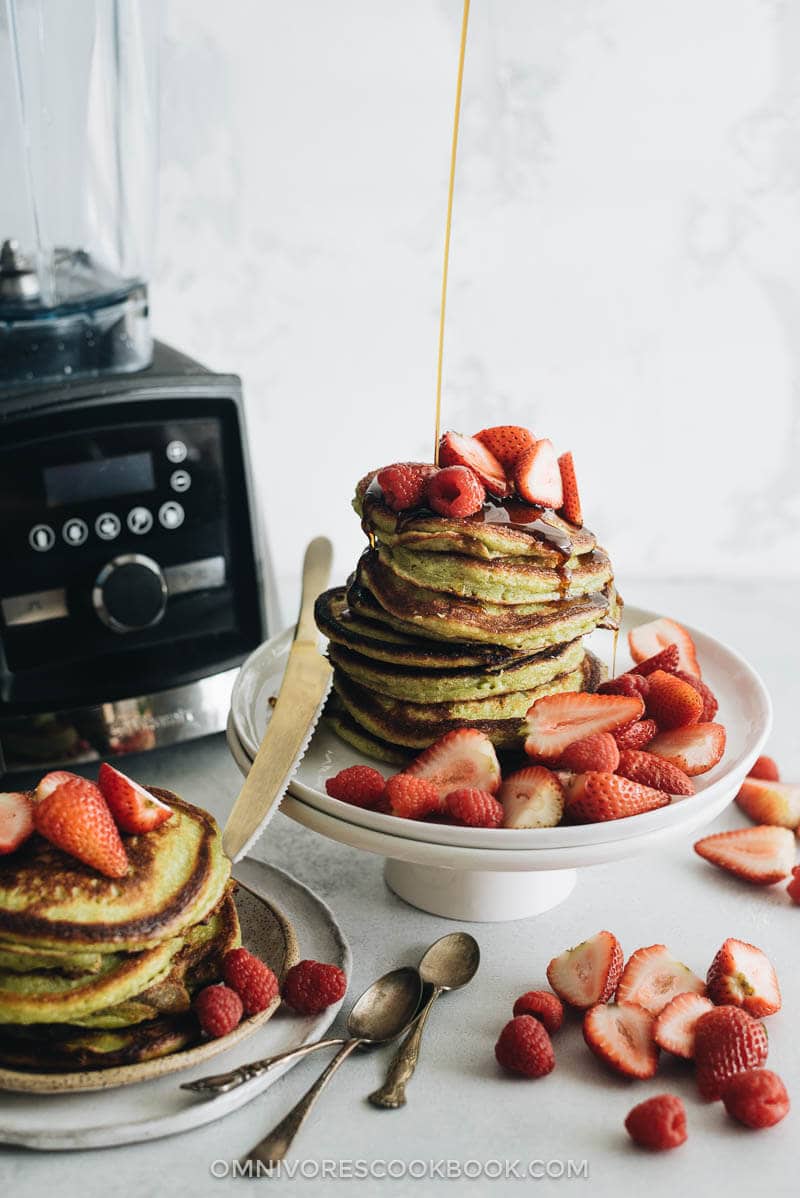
[
  {"xmin": 62, "ymin": 518, "xmax": 88, "ymax": 547},
  {"xmin": 29, "ymin": 524, "xmax": 55, "ymax": 552},
  {"xmin": 166, "ymin": 440, "xmax": 188, "ymax": 464},
  {"xmin": 127, "ymin": 506, "xmax": 154, "ymax": 535},
  {"xmin": 170, "ymin": 469, "xmax": 191, "ymax": 493},
  {"xmin": 159, "ymin": 501, "xmax": 185, "ymax": 530},
  {"xmin": 95, "ymin": 512, "xmax": 121, "ymax": 541}
]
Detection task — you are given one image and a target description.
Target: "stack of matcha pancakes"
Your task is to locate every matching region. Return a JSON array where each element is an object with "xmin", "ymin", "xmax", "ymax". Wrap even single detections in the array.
[
  {"xmin": 0, "ymin": 791, "xmax": 237, "ymax": 1072},
  {"xmin": 315, "ymin": 474, "xmax": 620, "ymax": 764}
]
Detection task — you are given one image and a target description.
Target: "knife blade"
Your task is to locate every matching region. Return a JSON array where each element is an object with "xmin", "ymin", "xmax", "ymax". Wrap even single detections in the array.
[{"xmin": 223, "ymin": 536, "xmax": 333, "ymax": 862}]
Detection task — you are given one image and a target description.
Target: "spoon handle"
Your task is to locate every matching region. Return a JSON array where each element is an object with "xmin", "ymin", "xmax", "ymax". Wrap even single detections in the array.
[
  {"xmin": 180, "ymin": 1036, "xmax": 346, "ymax": 1096},
  {"xmin": 368, "ymin": 987, "xmax": 441, "ymax": 1109},
  {"xmin": 244, "ymin": 1039, "xmax": 361, "ymax": 1166}
]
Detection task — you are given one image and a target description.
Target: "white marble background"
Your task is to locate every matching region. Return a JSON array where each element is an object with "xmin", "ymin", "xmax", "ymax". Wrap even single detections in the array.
[{"xmin": 154, "ymin": 0, "xmax": 800, "ymax": 594}]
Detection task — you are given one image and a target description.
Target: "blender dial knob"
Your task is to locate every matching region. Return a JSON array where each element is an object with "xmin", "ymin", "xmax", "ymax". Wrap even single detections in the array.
[{"xmin": 93, "ymin": 554, "xmax": 167, "ymax": 633}]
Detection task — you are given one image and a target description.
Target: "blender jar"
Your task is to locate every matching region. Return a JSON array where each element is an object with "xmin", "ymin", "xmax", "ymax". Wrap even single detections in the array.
[{"xmin": 0, "ymin": 0, "xmax": 160, "ymax": 383}]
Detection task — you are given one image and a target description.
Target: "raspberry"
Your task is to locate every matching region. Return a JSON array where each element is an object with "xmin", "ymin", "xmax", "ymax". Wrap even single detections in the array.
[
  {"xmin": 612, "ymin": 718, "xmax": 658, "ymax": 750},
  {"xmin": 282, "ymin": 959, "xmax": 347, "ymax": 1015},
  {"xmin": 385, "ymin": 774, "xmax": 441, "ymax": 819},
  {"xmin": 558, "ymin": 732, "xmax": 619, "ymax": 773},
  {"xmin": 325, "ymin": 765, "xmax": 386, "ymax": 809},
  {"xmin": 222, "ymin": 947, "xmax": 280, "ymax": 1015},
  {"xmin": 512, "ymin": 990, "xmax": 564, "ymax": 1034},
  {"xmin": 194, "ymin": 984, "xmax": 243, "ymax": 1038},
  {"xmin": 624, "ymin": 1094, "xmax": 687, "ymax": 1150},
  {"xmin": 721, "ymin": 1069, "xmax": 790, "ymax": 1129},
  {"xmin": 787, "ymin": 866, "xmax": 800, "ymax": 904},
  {"xmin": 597, "ymin": 673, "xmax": 650, "ymax": 700},
  {"xmin": 426, "ymin": 465, "xmax": 485, "ymax": 518},
  {"xmin": 495, "ymin": 1015, "xmax": 555, "ymax": 1078},
  {"xmin": 445, "ymin": 788, "xmax": 503, "ymax": 828},
  {"xmin": 749, "ymin": 755, "xmax": 780, "ymax": 782},
  {"xmin": 629, "ymin": 644, "xmax": 680, "ymax": 677},
  {"xmin": 376, "ymin": 462, "xmax": 437, "ymax": 512}
]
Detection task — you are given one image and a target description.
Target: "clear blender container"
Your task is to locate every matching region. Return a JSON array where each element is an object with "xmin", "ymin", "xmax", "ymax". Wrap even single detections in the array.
[{"xmin": 0, "ymin": 0, "xmax": 159, "ymax": 383}]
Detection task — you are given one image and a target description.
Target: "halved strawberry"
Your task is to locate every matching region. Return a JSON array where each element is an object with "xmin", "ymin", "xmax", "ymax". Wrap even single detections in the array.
[
  {"xmin": 612, "ymin": 718, "xmax": 658, "ymax": 750},
  {"xmin": 557, "ymin": 451, "xmax": 582, "ymax": 526},
  {"xmin": 672, "ymin": 670, "xmax": 718, "ymax": 722},
  {"xmin": 628, "ymin": 644, "xmax": 680, "ymax": 677},
  {"xmin": 735, "ymin": 777, "xmax": 800, "ymax": 830},
  {"xmin": 565, "ymin": 772, "xmax": 670, "ymax": 823},
  {"xmin": 405, "ymin": 728, "xmax": 501, "ymax": 805},
  {"xmin": 706, "ymin": 938, "xmax": 781, "ymax": 1017},
  {"xmin": 438, "ymin": 430, "xmax": 510, "ymax": 497},
  {"xmin": 34, "ymin": 776, "xmax": 128, "ymax": 878},
  {"xmin": 513, "ymin": 439, "xmax": 563, "ymax": 508},
  {"xmin": 645, "ymin": 670, "xmax": 703, "ymax": 731},
  {"xmin": 653, "ymin": 992, "xmax": 715, "ymax": 1059},
  {"xmin": 616, "ymin": 749, "xmax": 694, "ymax": 796},
  {"xmin": 35, "ymin": 770, "xmax": 82, "ymax": 803},
  {"xmin": 97, "ymin": 762, "xmax": 173, "ymax": 834},
  {"xmin": 523, "ymin": 692, "xmax": 644, "ymax": 760},
  {"xmin": 616, "ymin": 945, "xmax": 706, "ymax": 1015},
  {"xmin": 647, "ymin": 723, "xmax": 726, "ymax": 776},
  {"xmin": 583, "ymin": 1002, "xmax": 660, "ymax": 1079},
  {"xmin": 749, "ymin": 755, "xmax": 780, "ymax": 782},
  {"xmin": 499, "ymin": 766, "xmax": 564, "ymax": 829},
  {"xmin": 474, "ymin": 425, "xmax": 536, "ymax": 472},
  {"xmin": 558, "ymin": 732, "xmax": 619, "ymax": 773},
  {"xmin": 628, "ymin": 617, "xmax": 701, "ymax": 678},
  {"xmin": 546, "ymin": 930, "xmax": 624, "ymax": 1009},
  {"xmin": 694, "ymin": 825, "xmax": 795, "ymax": 886},
  {"xmin": 0, "ymin": 792, "xmax": 35, "ymax": 855}
]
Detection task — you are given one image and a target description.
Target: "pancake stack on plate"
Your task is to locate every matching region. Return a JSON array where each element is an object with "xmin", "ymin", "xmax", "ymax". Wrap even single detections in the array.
[
  {"xmin": 315, "ymin": 466, "xmax": 620, "ymax": 765},
  {"xmin": 0, "ymin": 792, "xmax": 238, "ymax": 1072}
]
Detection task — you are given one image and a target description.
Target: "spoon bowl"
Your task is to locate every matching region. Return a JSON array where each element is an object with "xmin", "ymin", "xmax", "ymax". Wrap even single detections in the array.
[
  {"xmin": 418, "ymin": 933, "xmax": 480, "ymax": 992},
  {"xmin": 347, "ymin": 966, "xmax": 423, "ymax": 1042}
]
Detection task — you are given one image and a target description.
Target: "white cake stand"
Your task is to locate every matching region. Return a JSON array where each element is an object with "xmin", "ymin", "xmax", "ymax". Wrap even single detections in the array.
[{"xmin": 227, "ymin": 606, "xmax": 771, "ymax": 922}]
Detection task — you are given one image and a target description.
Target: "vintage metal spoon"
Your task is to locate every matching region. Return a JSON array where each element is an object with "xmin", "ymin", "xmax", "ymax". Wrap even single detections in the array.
[
  {"xmin": 183, "ymin": 965, "xmax": 422, "ymax": 1098},
  {"xmin": 368, "ymin": 932, "xmax": 480, "ymax": 1109},
  {"xmin": 242, "ymin": 966, "xmax": 422, "ymax": 1167}
]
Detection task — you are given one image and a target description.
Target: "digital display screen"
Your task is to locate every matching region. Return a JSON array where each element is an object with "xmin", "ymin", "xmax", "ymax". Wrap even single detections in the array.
[{"xmin": 44, "ymin": 452, "xmax": 156, "ymax": 507}]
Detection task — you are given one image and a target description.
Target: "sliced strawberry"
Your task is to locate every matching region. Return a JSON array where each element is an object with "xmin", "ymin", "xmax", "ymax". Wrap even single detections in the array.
[
  {"xmin": 34, "ymin": 776, "xmax": 128, "ymax": 878},
  {"xmin": 645, "ymin": 670, "xmax": 703, "ymax": 731},
  {"xmin": 628, "ymin": 644, "xmax": 680, "ymax": 677},
  {"xmin": 558, "ymin": 732, "xmax": 619, "ymax": 773},
  {"xmin": 653, "ymin": 992, "xmax": 715, "ymax": 1059},
  {"xmin": 35, "ymin": 770, "xmax": 82, "ymax": 803},
  {"xmin": 523, "ymin": 692, "xmax": 644, "ymax": 760},
  {"xmin": 735, "ymin": 777, "xmax": 800, "ymax": 830},
  {"xmin": 557, "ymin": 451, "xmax": 583, "ymax": 526},
  {"xmin": 628, "ymin": 617, "xmax": 701, "ymax": 678},
  {"xmin": 438, "ymin": 430, "xmax": 510, "ymax": 497},
  {"xmin": 474, "ymin": 425, "xmax": 536, "ymax": 471},
  {"xmin": 612, "ymin": 718, "xmax": 658, "ymax": 750},
  {"xmin": 0, "ymin": 792, "xmax": 35, "ymax": 855},
  {"xmin": 616, "ymin": 749, "xmax": 694, "ymax": 796},
  {"xmin": 376, "ymin": 462, "xmax": 438, "ymax": 512},
  {"xmin": 706, "ymin": 938, "xmax": 781, "ymax": 1017},
  {"xmin": 97, "ymin": 762, "xmax": 173, "ymax": 834},
  {"xmin": 749, "ymin": 755, "xmax": 780, "ymax": 782},
  {"xmin": 694, "ymin": 825, "xmax": 794, "ymax": 886},
  {"xmin": 498, "ymin": 766, "xmax": 564, "ymax": 829},
  {"xmin": 405, "ymin": 728, "xmax": 501, "ymax": 805},
  {"xmin": 426, "ymin": 465, "xmax": 485, "ymax": 518},
  {"xmin": 513, "ymin": 439, "xmax": 563, "ymax": 508},
  {"xmin": 616, "ymin": 945, "xmax": 706, "ymax": 1015},
  {"xmin": 671, "ymin": 670, "xmax": 718, "ymax": 722},
  {"xmin": 546, "ymin": 930, "xmax": 624, "ymax": 1009},
  {"xmin": 647, "ymin": 723, "xmax": 726, "ymax": 777},
  {"xmin": 565, "ymin": 772, "xmax": 670, "ymax": 823},
  {"xmin": 583, "ymin": 1002, "xmax": 660, "ymax": 1079}
]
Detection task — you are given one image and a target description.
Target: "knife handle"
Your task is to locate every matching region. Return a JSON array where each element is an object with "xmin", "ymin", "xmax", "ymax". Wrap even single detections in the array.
[{"xmin": 295, "ymin": 537, "xmax": 333, "ymax": 646}]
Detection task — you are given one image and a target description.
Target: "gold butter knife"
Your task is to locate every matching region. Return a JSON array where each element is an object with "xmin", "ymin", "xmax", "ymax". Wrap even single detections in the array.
[{"xmin": 222, "ymin": 536, "xmax": 333, "ymax": 862}]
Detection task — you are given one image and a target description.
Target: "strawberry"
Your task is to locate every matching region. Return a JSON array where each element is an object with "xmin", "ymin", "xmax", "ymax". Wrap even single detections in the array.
[
  {"xmin": 426, "ymin": 465, "xmax": 485, "ymax": 518},
  {"xmin": 376, "ymin": 462, "xmax": 437, "ymax": 512},
  {"xmin": 645, "ymin": 670, "xmax": 703, "ymax": 731},
  {"xmin": 35, "ymin": 770, "xmax": 81, "ymax": 802},
  {"xmin": 694, "ymin": 1006, "xmax": 768, "ymax": 1100},
  {"xmin": 97, "ymin": 763, "xmax": 173, "ymax": 833},
  {"xmin": 615, "ymin": 749, "xmax": 694, "ymax": 796},
  {"xmin": 558, "ymin": 733, "xmax": 619, "ymax": 773},
  {"xmin": 557, "ymin": 451, "xmax": 582, "ymax": 526},
  {"xmin": 721, "ymin": 1069, "xmax": 790, "ymax": 1129},
  {"xmin": 0, "ymin": 792, "xmax": 35, "ymax": 855},
  {"xmin": 672, "ymin": 670, "xmax": 718, "ymax": 722},
  {"xmin": 34, "ymin": 776, "xmax": 128, "ymax": 878},
  {"xmin": 325, "ymin": 765, "xmax": 386, "ymax": 809},
  {"xmin": 624, "ymin": 1095, "xmax": 688, "ymax": 1151},
  {"xmin": 546, "ymin": 930, "xmax": 624, "ymax": 1009},
  {"xmin": 384, "ymin": 775, "xmax": 441, "ymax": 820},
  {"xmin": 513, "ymin": 439, "xmax": 563, "ymax": 508},
  {"xmin": 523, "ymin": 692, "xmax": 644, "ymax": 760},
  {"xmin": 494, "ymin": 1015, "xmax": 555, "ymax": 1078},
  {"xmin": 499, "ymin": 766, "xmax": 564, "ymax": 829},
  {"xmin": 512, "ymin": 990, "xmax": 564, "ymax": 1034},
  {"xmin": 405, "ymin": 729, "xmax": 501, "ymax": 803},
  {"xmin": 612, "ymin": 718, "xmax": 658, "ymax": 750},
  {"xmin": 598, "ymin": 673, "xmax": 650, "ymax": 700},
  {"xmin": 474, "ymin": 425, "xmax": 536, "ymax": 471},
  {"xmin": 705, "ymin": 938, "xmax": 781, "ymax": 1017},
  {"xmin": 438, "ymin": 430, "xmax": 509, "ymax": 497},
  {"xmin": 628, "ymin": 644, "xmax": 680, "ymax": 677},
  {"xmin": 445, "ymin": 788, "xmax": 504, "ymax": 828},
  {"xmin": 565, "ymin": 772, "xmax": 670, "ymax": 823},
  {"xmin": 694, "ymin": 826, "xmax": 795, "ymax": 886},
  {"xmin": 749, "ymin": 755, "xmax": 780, "ymax": 782},
  {"xmin": 616, "ymin": 945, "xmax": 706, "ymax": 1015},
  {"xmin": 628, "ymin": 617, "xmax": 701, "ymax": 678},
  {"xmin": 788, "ymin": 865, "xmax": 800, "ymax": 904},
  {"xmin": 583, "ymin": 1002, "xmax": 659, "ymax": 1079},
  {"xmin": 647, "ymin": 723, "xmax": 726, "ymax": 777},
  {"xmin": 735, "ymin": 777, "xmax": 800, "ymax": 829},
  {"xmin": 653, "ymin": 992, "xmax": 714, "ymax": 1058}
]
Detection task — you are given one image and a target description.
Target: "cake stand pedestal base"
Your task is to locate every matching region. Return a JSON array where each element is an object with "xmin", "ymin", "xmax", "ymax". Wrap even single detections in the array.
[{"xmin": 383, "ymin": 859, "xmax": 577, "ymax": 922}]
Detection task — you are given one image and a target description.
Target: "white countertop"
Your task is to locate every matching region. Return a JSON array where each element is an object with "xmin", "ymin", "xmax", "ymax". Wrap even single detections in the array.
[{"xmin": 5, "ymin": 577, "xmax": 797, "ymax": 1198}]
